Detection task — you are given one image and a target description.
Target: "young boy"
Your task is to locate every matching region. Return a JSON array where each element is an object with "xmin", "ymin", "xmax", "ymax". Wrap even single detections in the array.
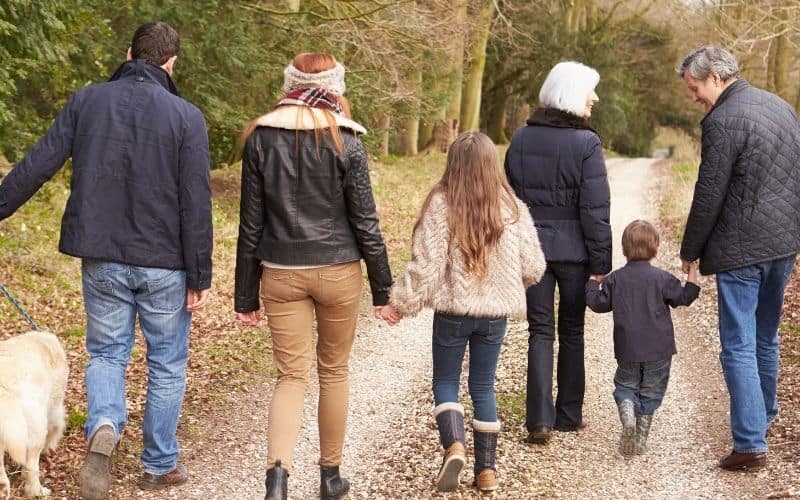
[{"xmin": 586, "ymin": 220, "xmax": 700, "ymax": 456}]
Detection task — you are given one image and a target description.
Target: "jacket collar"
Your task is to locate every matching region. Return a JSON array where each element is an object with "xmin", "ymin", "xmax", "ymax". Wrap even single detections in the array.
[
  {"xmin": 702, "ymin": 79, "xmax": 749, "ymax": 123},
  {"xmin": 526, "ymin": 107, "xmax": 599, "ymax": 137},
  {"xmin": 108, "ymin": 59, "xmax": 181, "ymax": 97},
  {"xmin": 255, "ymin": 105, "xmax": 367, "ymax": 135}
]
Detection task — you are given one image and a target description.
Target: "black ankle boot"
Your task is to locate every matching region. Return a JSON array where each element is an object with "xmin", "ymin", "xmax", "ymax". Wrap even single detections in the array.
[
  {"xmin": 265, "ymin": 460, "xmax": 288, "ymax": 500},
  {"xmin": 320, "ymin": 465, "xmax": 350, "ymax": 500}
]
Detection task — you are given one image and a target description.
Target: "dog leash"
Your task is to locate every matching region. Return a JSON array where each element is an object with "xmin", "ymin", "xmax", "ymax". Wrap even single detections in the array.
[{"xmin": 0, "ymin": 284, "xmax": 40, "ymax": 331}]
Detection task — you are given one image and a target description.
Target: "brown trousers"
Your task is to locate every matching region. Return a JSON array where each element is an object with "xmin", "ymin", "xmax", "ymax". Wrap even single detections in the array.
[{"xmin": 260, "ymin": 261, "xmax": 362, "ymax": 471}]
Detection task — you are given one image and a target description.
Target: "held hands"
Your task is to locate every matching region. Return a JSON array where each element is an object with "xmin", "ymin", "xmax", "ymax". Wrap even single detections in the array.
[
  {"xmin": 374, "ymin": 305, "xmax": 402, "ymax": 326},
  {"xmin": 589, "ymin": 274, "xmax": 608, "ymax": 282},
  {"xmin": 683, "ymin": 259, "xmax": 699, "ymax": 284}
]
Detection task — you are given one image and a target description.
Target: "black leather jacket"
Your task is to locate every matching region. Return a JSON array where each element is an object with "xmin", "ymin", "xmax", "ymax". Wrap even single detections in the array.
[{"xmin": 234, "ymin": 123, "xmax": 392, "ymax": 312}]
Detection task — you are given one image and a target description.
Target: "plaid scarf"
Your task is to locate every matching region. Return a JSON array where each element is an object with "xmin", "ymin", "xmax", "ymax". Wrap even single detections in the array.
[{"xmin": 277, "ymin": 87, "xmax": 342, "ymax": 114}]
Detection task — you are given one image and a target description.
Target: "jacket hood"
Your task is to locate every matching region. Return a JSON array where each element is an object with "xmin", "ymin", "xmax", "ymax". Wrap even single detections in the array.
[{"xmin": 255, "ymin": 105, "xmax": 367, "ymax": 135}]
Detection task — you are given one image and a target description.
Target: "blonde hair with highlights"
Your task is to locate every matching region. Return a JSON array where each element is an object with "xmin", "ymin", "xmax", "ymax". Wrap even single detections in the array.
[
  {"xmin": 415, "ymin": 132, "xmax": 520, "ymax": 281},
  {"xmin": 622, "ymin": 220, "xmax": 660, "ymax": 261}
]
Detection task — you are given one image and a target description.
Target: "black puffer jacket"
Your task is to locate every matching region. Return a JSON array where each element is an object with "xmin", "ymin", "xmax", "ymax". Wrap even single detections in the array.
[
  {"xmin": 234, "ymin": 107, "xmax": 392, "ymax": 312},
  {"xmin": 680, "ymin": 80, "xmax": 800, "ymax": 275},
  {"xmin": 504, "ymin": 108, "xmax": 612, "ymax": 275}
]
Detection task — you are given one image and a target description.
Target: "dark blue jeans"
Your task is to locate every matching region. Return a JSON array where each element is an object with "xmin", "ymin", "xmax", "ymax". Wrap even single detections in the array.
[
  {"xmin": 432, "ymin": 312, "xmax": 507, "ymax": 423},
  {"xmin": 716, "ymin": 254, "xmax": 796, "ymax": 453},
  {"xmin": 525, "ymin": 262, "xmax": 589, "ymax": 431},
  {"xmin": 613, "ymin": 358, "xmax": 672, "ymax": 416}
]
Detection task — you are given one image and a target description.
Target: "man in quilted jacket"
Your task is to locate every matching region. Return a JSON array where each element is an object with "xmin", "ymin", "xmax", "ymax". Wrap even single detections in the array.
[{"xmin": 678, "ymin": 45, "xmax": 800, "ymax": 471}]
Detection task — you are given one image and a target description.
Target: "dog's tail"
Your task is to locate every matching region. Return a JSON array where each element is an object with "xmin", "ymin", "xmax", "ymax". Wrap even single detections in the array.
[{"xmin": 0, "ymin": 397, "xmax": 27, "ymax": 463}]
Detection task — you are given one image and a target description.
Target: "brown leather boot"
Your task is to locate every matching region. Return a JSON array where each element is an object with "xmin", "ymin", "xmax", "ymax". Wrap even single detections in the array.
[
  {"xmin": 79, "ymin": 424, "xmax": 117, "ymax": 500},
  {"xmin": 138, "ymin": 464, "xmax": 189, "ymax": 491}
]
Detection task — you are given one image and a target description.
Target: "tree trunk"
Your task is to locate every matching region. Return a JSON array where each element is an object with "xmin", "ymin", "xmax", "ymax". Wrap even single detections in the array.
[
  {"xmin": 460, "ymin": 1, "xmax": 494, "ymax": 132},
  {"xmin": 486, "ymin": 92, "xmax": 509, "ymax": 144},
  {"xmin": 446, "ymin": 1, "xmax": 467, "ymax": 125},
  {"xmin": 398, "ymin": 116, "xmax": 420, "ymax": 155},
  {"xmin": 773, "ymin": 33, "xmax": 789, "ymax": 102},
  {"xmin": 375, "ymin": 115, "xmax": 390, "ymax": 156}
]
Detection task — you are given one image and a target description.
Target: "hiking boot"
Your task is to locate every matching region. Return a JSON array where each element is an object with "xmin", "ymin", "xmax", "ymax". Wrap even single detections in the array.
[
  {"xmin": 473, "ymin": 420, "xmax": 500, "ymax": 493},
  {"xmin": 635, "ymin": 414, "xmax": 653, "ymax": 455},
  {"xmin": 138, "ymin": 464, "xmax": 188, "ymax": 491},
  {"xmin": 474, "ymin": 469, "xmax": 499, "ymax": 492},
  {"xmin": 617, "ymin": 400, "xmax": 636, "ymax": 456},
  {"xmin": 435, "ymin": 442, "xmax": 466, "ymax": 492},
  {"xmin": 79, "ymin": 424, "xmax": 117, "ymax": 500},
  {"xmin": 525, "ymin": 425, "xmax": 552, "ymax": 444},
  {"xmin": 434, "ymin": 403, "xmax": 466, "ymax": 492}
]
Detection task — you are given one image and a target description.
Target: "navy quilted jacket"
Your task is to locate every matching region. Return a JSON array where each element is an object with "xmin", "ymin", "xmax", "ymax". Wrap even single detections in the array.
[
  {"xmin": 0, "ymin": 60, "xmax": 213, "ymax": 289},
  {"xmin": 680, "ymin": 80, "xmax": 800, "ymax": 275},
  {"xmin": 505, "ymin": 108, "xmax": 612, "ymax": 275}
]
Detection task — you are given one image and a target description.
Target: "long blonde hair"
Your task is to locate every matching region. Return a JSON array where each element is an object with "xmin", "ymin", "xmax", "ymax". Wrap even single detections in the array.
[
  {"xmin": 237, "ymin": 53, "xmax": 351, "ymax": 156},
  {"xmin": 415, "ymin": 132, "xmax": 520, "ymax": 280}
]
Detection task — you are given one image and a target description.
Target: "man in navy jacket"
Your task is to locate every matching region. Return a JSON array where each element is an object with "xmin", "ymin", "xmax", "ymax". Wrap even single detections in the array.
[{"xmin": 0, "ymin": 21, "xmax": 212, "ymax": 496}]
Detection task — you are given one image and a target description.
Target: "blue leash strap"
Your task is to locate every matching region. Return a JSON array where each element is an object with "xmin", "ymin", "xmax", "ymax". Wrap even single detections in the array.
[{"xmin": 0, "ymin": 283, "xmax": 40, "ymax": 331}]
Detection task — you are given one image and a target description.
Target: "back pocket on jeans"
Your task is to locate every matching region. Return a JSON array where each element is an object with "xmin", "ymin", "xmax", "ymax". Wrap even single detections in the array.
[
  {"xmin": 433, "ymin": 314, "xmax": 465, "ymax": 347},
  {"xmin": 146, "ymin": 270, "xmax": 185, "ymax": 313}
]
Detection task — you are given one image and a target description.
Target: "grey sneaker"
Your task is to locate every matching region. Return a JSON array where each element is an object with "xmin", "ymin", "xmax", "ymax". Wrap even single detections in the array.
[
  {"xmin": 635, "ymin": 414, "xmax": 653, "ymax": 455},
  {"xmin": 617, "ymin": 400, "xmax": 636, "ymax": 456},
  {"xmin": 80, "ymin": 424, "xmax": 117, "ymax": 500}
]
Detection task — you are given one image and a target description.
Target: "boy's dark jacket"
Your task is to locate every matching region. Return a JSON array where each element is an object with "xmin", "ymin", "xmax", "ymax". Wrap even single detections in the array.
[{"xmin": 585, "ymin": 261, "xmax": 700, "ymax": 362}]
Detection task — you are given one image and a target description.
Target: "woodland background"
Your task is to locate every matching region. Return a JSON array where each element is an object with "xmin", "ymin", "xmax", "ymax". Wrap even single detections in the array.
[{"xmin": 2, "ymin": 0, "xmax": 800, "ymax": 166}]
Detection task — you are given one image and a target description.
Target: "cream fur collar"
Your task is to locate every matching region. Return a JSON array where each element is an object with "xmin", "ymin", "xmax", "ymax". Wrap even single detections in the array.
[{"xmin": 255, "ymin": 106, "xmax": 367, "ymax": 135}]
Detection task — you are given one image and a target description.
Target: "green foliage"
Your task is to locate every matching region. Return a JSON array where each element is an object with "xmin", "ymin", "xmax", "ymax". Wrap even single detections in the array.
[
  {"xmin": 0, "ymin": 0, "xmax": 111, "ymax": 160},
  {"xmin": 481, "ymin": 2, "xmax": 696, "ymax": 156}
]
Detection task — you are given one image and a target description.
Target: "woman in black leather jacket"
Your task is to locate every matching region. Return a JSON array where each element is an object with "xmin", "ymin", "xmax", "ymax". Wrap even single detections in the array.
[
  {"xmin": 233, "ymin": 53, "xmax": 392, "ymax": 500},
  {"xmin": 504, "ymin": 61, "xmax": 612, "ymax": 444}
]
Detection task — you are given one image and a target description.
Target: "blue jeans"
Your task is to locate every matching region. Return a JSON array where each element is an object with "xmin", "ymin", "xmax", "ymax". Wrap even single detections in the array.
[
  {"xmin": 432, "ymin": 312, "xmax": 507, "ymax": 423},
  {"xmin": 717, "ymin": 254, "xmax": 796, "ymax": 453},
  {"xmin": 613, "ymin": 358, "xmax": 671, "ymax": 415},
  {"xmin": 81, "ymin": 259, "xmax": 191, "ymax": 475}
]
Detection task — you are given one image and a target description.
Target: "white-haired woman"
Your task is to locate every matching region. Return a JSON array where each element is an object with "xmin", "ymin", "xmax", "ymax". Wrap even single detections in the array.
[{"xmin": 504, "ymin": 61, "xmax": 611, "ymax": 444}]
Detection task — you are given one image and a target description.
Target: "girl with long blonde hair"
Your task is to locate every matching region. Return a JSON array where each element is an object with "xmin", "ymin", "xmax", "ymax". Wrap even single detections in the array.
[{"xmin": 380, "ymin": 132, "xmax": 546, "ymax": 493}]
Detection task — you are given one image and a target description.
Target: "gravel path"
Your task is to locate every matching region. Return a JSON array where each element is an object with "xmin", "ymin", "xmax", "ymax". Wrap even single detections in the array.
[{"xmin": 122, "ymin": 158, "xmax": 792, "ymax": 499}]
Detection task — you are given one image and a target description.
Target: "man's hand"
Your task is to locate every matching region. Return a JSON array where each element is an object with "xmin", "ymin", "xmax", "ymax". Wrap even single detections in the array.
[
  {"xmin": 590, "ymin": 274, "xmax": 607, "ymax": 282},
  {"xmin": 187, "ymin": 288, "xmax": 210, "ymax": 312},
  {"xmin": 237, "ymin": 310, "xmax": 261, "ymax": 327},
  {"xmin": 682, "ymin": 259, "xmax": 696, "ymax": 275}
]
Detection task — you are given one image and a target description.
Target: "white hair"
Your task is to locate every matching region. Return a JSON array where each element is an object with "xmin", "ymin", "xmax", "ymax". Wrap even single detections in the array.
[{"xmin": 538, "ymin": 61, "xmax": 600, "ymax": 117}]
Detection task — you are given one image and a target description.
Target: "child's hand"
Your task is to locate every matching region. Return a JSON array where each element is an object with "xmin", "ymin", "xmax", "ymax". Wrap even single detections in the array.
[
  {"xmin": 590, "ymin": 274, "xmax": 607, "ymax": 282},
  {"xmin": 687, "ymin": 260, "xmax": 699, "ymax": 284}
]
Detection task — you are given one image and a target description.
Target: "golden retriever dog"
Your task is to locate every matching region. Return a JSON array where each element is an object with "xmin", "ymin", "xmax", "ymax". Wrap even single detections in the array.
[{"xmin": 0, "ymin": 331, "xmax": 68, "ymax": 498}]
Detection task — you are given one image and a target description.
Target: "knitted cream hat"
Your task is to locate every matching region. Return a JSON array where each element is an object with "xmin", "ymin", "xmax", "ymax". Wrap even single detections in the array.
[{"xmin": 282, "ymin": 62, "xmax": 346, "ymax": 96}]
